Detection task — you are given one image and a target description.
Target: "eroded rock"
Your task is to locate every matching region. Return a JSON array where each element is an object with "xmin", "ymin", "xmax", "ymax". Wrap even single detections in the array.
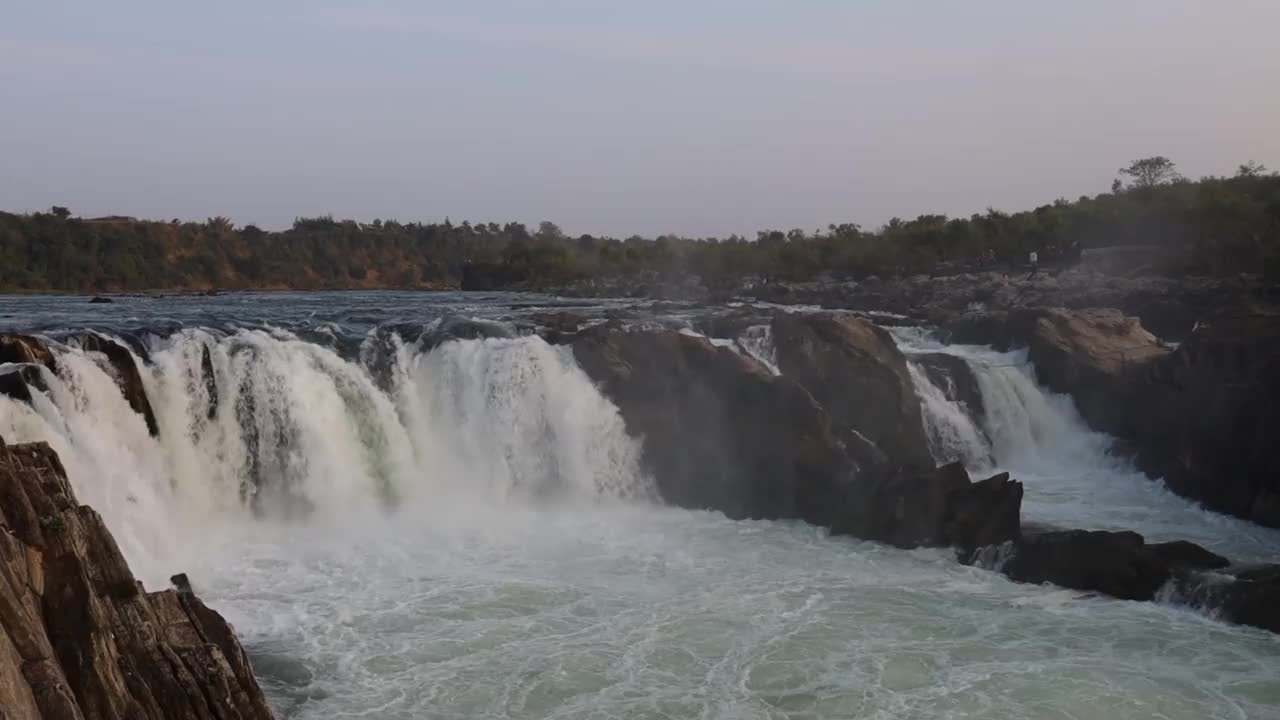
[{"xmin": 0, "ymin": 439, "xmax": 274, "ymax": 719}]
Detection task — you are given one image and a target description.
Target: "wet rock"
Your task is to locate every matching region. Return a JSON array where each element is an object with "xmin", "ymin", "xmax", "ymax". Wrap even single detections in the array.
[
  {"xmin": 529, "ymin": 312, "xmax": 585, "ymax": 344},
  {"xmin": 0, "ymin": 334, "xmax": 58, "ymax": 373},
  {"xmin": 569, "ymin": 327, "xmax": 1022, "ymax": 550},
  {"xmin": 201, "ymin": 343, "xmax": 218, "ymax": 420},
  {"xmin": 425, "ymin": 316, "xmax": 515, "ymax": 347},
  {"xmin": 832, "ymin": 463, "xmax": 1023, "ymax": 550},
  {"xmin": 1146, "ymin": 540, "xmax": 1230, "ymax": 571},
  {"xmin": 88, "ymin": 296, "xmax": 114, "ymax": 304},
  {"xmin": 977, "ymin": 528, "xmax": 1171, "ymax": 600},
  {"xmin": 967, "ymin": 527, "xmax": 1235, "ymax": 603},
  {"xmin": 1020, "ymin": 307, "xmax": 1280, "ymax": 527},
  {"xmin": 72, "ymin": 333, "xmax": 160, "ymax": 437},
  {"xmin": 1170, "ymin": 564, "xmax": 1280, "ymax": 634},
  {"xmin": 772, "ymin": 312, "xmax": 934, "ymax": 472},
  {"xmin": 914, "ymin": 352, "xmax": 985, "ymax": 420},
  {"xmin": 0, "ymin": 365, "xmax": 47, "ymax": 406},
  {"xmin": 570, "ymin": 325, "xmax": 853, "ymax": 523},
  {"xmin": 0, "ymin": 440, "xmax": 275, "ymax": 719}
]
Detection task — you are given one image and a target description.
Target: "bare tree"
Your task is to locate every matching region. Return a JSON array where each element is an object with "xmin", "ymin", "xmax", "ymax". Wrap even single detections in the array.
[
  {"xmin": 1236, "ymin": 160, "xmax": 1269, "ymax": 178},
  {"xmin": 1119, "ymin": 156, "xmax": 1180, "ymax": 188}
]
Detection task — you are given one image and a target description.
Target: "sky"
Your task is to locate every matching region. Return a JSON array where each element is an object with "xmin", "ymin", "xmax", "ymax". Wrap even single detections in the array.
[{"xmin": 2, "ymin": 1, "xmax": 1278, "ymax": 237}]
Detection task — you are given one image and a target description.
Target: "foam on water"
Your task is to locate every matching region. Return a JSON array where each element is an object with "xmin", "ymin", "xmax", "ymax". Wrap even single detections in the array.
[{"xmin": 3, "ymin": 321, "xmax": 1280, "ymax": 719}]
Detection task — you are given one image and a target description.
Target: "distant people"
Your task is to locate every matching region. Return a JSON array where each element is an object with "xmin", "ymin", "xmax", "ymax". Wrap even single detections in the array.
[{"xmin": 1026, "ymin": 250, "xmax": 1039, "ymax": 280}]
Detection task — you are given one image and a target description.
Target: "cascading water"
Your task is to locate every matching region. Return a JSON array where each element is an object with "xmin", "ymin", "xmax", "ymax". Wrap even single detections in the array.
[
  {"xmin": 892, "ymin": 327, "xmax": 1280, "ymax": 560},
  {"xmin": 1, "ymin": 328, "xmax": 653, "ymax": 584},
  {"xmin": 3, "ymin": 294, "xmax": 1279, "ymax": 720}
]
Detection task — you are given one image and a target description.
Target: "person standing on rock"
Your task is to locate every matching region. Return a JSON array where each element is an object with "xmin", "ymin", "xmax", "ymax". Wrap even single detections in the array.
[{"xmin": 1027, "ymin": 250, "xmax": 1039, "ymax": 280}]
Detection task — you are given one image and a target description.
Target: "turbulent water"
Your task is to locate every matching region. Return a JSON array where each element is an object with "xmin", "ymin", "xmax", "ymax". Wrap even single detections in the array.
[{"xmin": 2, "ymin": 293, "xmax": 1278, "ymax": 719}]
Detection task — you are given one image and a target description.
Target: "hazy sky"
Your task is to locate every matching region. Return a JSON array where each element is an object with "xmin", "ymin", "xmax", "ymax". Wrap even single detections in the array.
[{"xmin": 3, "ymin": 1, "xmax": 1278, "ymax": 237}]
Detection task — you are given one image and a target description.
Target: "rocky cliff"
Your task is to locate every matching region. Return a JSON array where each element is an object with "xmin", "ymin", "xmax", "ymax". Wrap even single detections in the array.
[{"xmin": 0, "ymin": 437, "xmax": 274, "ymax": 720}]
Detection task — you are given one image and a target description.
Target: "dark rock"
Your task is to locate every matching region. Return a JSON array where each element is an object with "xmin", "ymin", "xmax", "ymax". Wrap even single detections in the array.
[
  {"xmin": 914, "ymin": 352, "xmax": 986, "ymax": 419},
  {"xmin": 170, "ymin": 573, "xmax": 193, "ymax": 593},
  {"xmin": 88, "ymin": 296, "xmax": 114, "ymax": 304},
  {"xmin": 1146, "ymin": 540, "xmax": 1230, "ymax": 571},
  {"xmin": 771, "ymin": 313, "xmax": 934, "ymax": 472},
  {"xmin": 1022, "ymin": 307, "xmax": 1280, "ymax": 527},
  {"xmin": 72, "ymin": 333, "xmax": 159, "ymax": 437},
  {"xmin": 568, "ymin": 326, "xmax": 1022, "ymax": 550},
  {"xmin": 0, "ymin": 334, "xmax": 58, "ymax": 374},
  {"xmin": 425, "ymin": 316, "xmax": 515, "ymax": 347},
  {"xmin": 1170, "ymin": 564, "xmax": 1280, "ymax": 633},
  {"xmin": 0, "ymin": 441, "xmax": 274, "ymax": 718},
  {"xmin": 201, "ymin": 343, "xmax": 218, "ymax": 420},
  {"xmin": 0, "ymin": 365, "xmax": 47, "ymax": 406},
  {"xmin": 529, "ymin": 312, "xmax": 585, "ymax": 344},
  {"xmin": 831, "ymin": 463, "xmax": 1023, "ymax": 550},
  {"xmin": 981, "ymin": 528, "xmax": 1171, "ymax": 601},
  {"xmin": 570, "ymin": 326, "xmax": 852, "ymax": 523},
  {"xmin": 944, "ymin": 471, "xmax": 1023, "ymax": 551}
]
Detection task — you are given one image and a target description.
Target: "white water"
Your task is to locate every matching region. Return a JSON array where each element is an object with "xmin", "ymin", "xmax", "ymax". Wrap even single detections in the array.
[
  {"xmin": 892, "ymin": 328, "xmax": 1280, "ymax": 561},
  {"xmin": 3, "ymin": 327, "xmax": 1280, "ymax": 719}
]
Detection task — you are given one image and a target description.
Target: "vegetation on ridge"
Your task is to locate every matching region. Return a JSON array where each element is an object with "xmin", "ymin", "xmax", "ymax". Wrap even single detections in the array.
[{"xmin": 1, "ymin": 158, "xmax": 1277, "ymax": 293}]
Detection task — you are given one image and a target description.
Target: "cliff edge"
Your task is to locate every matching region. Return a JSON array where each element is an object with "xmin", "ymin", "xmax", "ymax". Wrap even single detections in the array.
[{"xmin": 0, "ymin": 437, "xmax": 274, "ymax": 719}]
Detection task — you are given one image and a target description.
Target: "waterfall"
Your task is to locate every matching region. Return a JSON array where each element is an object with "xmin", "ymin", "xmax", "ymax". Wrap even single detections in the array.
[
  {"xmin": 735, "ymin": 325, "xmax": 780, "ymax": 375},
  {"xmin": 0, "ymin": 329, "xmax": 653, "ymax": 580},
  {"xmin": 905, "ymin": 361, "xmax": 993, "ymax": 469}
]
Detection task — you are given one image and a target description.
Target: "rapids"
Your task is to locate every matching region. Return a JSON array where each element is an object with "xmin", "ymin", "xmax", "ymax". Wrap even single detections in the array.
[{"xmin": 1, "ymin": 293, "xmax": 1278, "ymax": 719}]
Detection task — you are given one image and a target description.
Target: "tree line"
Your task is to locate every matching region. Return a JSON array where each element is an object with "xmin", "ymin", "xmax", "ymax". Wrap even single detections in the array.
[{"xmin": 1, "ymin": 158, "xmax": 1277, "ymax": 293}]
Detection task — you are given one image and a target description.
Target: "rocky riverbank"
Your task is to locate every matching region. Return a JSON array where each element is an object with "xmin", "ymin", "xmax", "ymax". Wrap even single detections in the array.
[
  {"xmin": 0, "ymin": 438, "xmax": 274, "ymax": 719},
  {"xmin": 534, "ymin": 313, "xmax": 1280, "ymax": 634}
]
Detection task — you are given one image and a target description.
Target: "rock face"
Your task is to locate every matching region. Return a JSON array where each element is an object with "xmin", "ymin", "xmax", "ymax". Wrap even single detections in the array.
[
  {"xmin": 73, "ymin": 334, "xmax": 160, "ymax": 437},
  {"xmin": 1020, "ymin": 308, "xmax": 1280, "ymax": 527},
  {"xmin": 1026, "ymin": 308, "xmax": 1173, "ymax": 438},
  {"xmin": 570, "ymin": 326, "xmax": 855, "ymax": 523},
  {"xmin": 832, "ymin": 464, "xmax": 1023, "ymax": 551},
  {"xmin": 0, "ymin": 438, "xmax": 274, "ymax": 719},
  {"xmin": 567, "ymin": 325, "xmax": 1022, "ymax": 551},
  {"xmin": 0, "ymin": 335, "xmax": 58, "ymax": 373},
  {"xmin": 913, "ymin": 352, "xmax": 986, "ymax": 421},
  {"xmin": 771, "ymin": 313, "xmax": 934, "ymax": 472}
]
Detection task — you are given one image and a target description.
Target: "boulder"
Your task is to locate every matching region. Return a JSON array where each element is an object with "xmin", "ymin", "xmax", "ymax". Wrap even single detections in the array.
[
  {"xmin": 1020, "ymin": 307, "xmax": 1280, "ymax": 527},
  {"xmin": 73, "ymin": 334, "xmax": 160, "ymax": 437},
  {"xmin": 967, "ymin": 526, "xmax": 1233, "ymax": 602},
  {"xmin": 913, "ymin": 352, "xmax": 985, "ymax": 420},
  {"xmin": 1169, "ymin": 564, "xmax": 1280, "ymax": 634},
  {"xmin": 0, "ymin": 439, "xmax": 275, "ymax": 719},
  {"xmin": 88, "ymin": 296, "xmax": 114, "ymax": 304},
  {"xmin": 568, "ymin": 327, "xmax": 1023, "ymax": 550},
  {"xmin": 771, "ymin": 313, "xmax": 934, "ymax": 472},
  {"xmin": 0, "ymin": 334, "xmax": 58, "ymax": 373},
  {"xmin": 831, "ymin": 463, "xmax": 1023, "ymax": 550},
  {"xmin": 1026, "ymin": 308, "xmax": 1172, "ymax": 438},
  {"xmin": 570, "ymin": 326, "xmax": 853, "ymax": 523},
  {"xmin": 0, "ymin": 365, "xmax": 46, "ymax": 406}
]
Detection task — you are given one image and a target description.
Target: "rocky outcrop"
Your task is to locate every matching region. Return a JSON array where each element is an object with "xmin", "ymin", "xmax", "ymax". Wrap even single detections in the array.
[
  {"xmin": 0, "ymin": 335, "xmax": 58, "ymax": 373},
  {"xmin": 1026, "ymin": 308, "xmax": 1173, "ymax": 438},
  {"xmin": 1013, "ymin": 308, "xmax": 1280, "ymax": 527},
  {"xmin": 771, "ymin": 313, "xmax": 934, "ymax": 472},
  {"xmin": 567, "ymin": 325, "xmax": 1021, "ymax": 551},
  {"xmin": 967, "ymin": 524, "xmax": 1280, "ymax": 633},
  {"xmin": 0, "ymin": 437, "xmax": 274, "ymax": 719},
  {"xmin": 913, "ymin": 352, "xmax": 986, "ymax": 421},
  {"xmin": 72, "ymin": 334, "xmax": 160, "ymax": 437},
  {"xmin": 832, "ymin": 464, "xmax": 1022, "ymax": 551},
  {"xmin": 1170, "ymin": 564, "xmax": 1280, "ymax": 634},
  {"xmin": 570, "ymin": 326, "xmax": 855, "ymax": 523}
]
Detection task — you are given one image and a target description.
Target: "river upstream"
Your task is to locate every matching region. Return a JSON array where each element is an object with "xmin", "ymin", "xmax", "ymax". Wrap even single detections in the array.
[{"xmin": 1, "ymin": 292, "xmax": 1277, "ymax": 719}]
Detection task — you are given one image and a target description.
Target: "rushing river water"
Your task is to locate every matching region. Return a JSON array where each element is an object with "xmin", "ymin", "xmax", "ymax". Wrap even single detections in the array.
[{"xmin": 1, "ymin": 292, "xmax": 1278, "ymax": 719}]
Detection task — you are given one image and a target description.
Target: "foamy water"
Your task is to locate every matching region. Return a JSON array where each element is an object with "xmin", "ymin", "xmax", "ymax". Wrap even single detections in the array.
[{"xmin": 2, "ymin": 302, "xmax": 1278, "ymax": 719}]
